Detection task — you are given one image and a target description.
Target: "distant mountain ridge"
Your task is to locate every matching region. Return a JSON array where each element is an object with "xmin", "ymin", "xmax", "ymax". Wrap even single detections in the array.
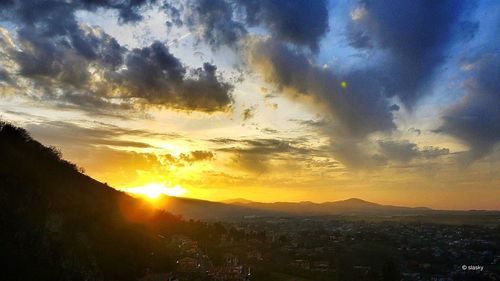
[
  {"xmin": 150, "ymin": 196, "xmax": 433, "ymax": 220},
  {"xmin": 223, "ymin": 197, "xmax": 432, "ymax": 216},
  {"xmin": 221, "ymin": 198, "xmax": 256, "ymax": 204}
]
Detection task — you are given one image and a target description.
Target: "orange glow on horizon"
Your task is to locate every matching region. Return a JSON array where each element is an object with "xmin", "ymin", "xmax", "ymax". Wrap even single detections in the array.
[{"xmin": 124, "ymin": 183, "xmax": 187, "ymax": 199}]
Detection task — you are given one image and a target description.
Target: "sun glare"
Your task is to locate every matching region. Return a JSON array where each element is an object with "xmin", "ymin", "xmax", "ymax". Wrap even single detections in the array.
[{"xmin": 125, "ymin": 183, "xmax": 187, "ymax": 199}]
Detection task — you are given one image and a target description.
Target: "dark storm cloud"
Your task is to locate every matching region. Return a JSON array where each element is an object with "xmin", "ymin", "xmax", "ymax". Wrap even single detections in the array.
[
  {"xmin": 235, "ymin": 0, "xmax": 329, "ymax": 51},
  {"xmin": 166, "ymin": 0, "xmax": 329, "ymax": 50},
  {"xmin": 248, "ymin": 38, "xmax": 460, "ymax": 169},
  {"xmin": 251, "ymin": 39, "xmax": 396, "ymax": 139},
  {"xmin": 347, "ymin": 0, "xmax": 498, "ymax": 164},
  {"xmin": 79, "ymin": 0, "xmax": 157, "ymax": 23},
  {"xmin": 114, "ymin": 42, "xmax": 233, "ymax": 112},
  {"xmin": 249, "ymin": 38, "xmax": 400, "ymax": 168},
  {"xmin": 0, "ymin": 0, "xmax": 156, "ymax": 27},
  {"xmin": 245, "ymin": 0, "xmax": 478, "ymax": 168},
  {"xmin": 186, "ymin": 0, "xmax": 247, "ymax": 48},
  {"xmin": 347, "ymin": 0, "xmax": 476, "ymax": 108},
  {"xmin": 437, "ymin": 53, "xmax": 500, "ymax": 161},
  {"xmin": 0, "ymin": 0, "xmax": 234, "ymax": 114},
  {"xmin": 12, "ymin": 26, "xmax": 124, "ymax": 87},
  {"xmin": 175, "ymin": 62, "xmax": 234, "ymax": 112},
  {"xmin": 162, "ymin": 0, "xmax": 247, "ymax": 48},
  {"xmin": 72, "ymin": 0, "xmax": 158, "ymax": 23}
]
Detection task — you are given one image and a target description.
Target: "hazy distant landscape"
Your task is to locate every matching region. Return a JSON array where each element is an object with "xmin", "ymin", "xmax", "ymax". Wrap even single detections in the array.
[{"xmin": 149, "ymin": 195, "xmax": 500, "ymax": 225}]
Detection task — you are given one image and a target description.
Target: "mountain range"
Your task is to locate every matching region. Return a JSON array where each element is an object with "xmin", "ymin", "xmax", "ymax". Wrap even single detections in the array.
[{"xmin": 149, "ymin": 196, "xmax": 433, "ymax": 220}]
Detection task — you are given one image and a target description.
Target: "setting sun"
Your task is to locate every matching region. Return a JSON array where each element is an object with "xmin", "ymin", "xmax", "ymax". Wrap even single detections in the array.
[{"xmin": 125, "ymin": 183, "xmax": 187, "ymax": 199}]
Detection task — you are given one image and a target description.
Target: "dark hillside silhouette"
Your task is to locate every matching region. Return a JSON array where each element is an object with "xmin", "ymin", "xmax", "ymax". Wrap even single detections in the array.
[{"xmin": 0, "ymin": 122, "xmax": 184, "ymax": 281}]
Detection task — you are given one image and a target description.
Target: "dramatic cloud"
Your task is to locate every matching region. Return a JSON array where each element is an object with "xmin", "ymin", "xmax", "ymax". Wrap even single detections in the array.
[
  {"xmin": 247, "ymin": 38, "xmax": 402, "ymax": 168},
  {"xmin": 115, "ymin": 42, "xmax": 233, "ymax": 111},
  {"xmin": 0, "ymin": 0, "xmax": 157, "ymax": 34},
  {"xmin": 347, "ymin": 0, "xmax": 476, "ymax": 108},
  {"xmin": 249, "ymin": 39, "xmax": 396, "ymax": 139},
  {"xmin": 437, "ymin": 53, "xmax": 500, "ymax": 161},
  {"xmin": 0, "ymin": 0, "xmax": 233, "ymax": 114},
  {"xmin": 167, "ymin": 0, "xmax": 329, "ymax": 50},
  {"xmin": 184, "ymin": 0, "xmax": 247, "ymax": 48},
  {"xmin": 235, "ymin": 0, "xmax": 329, "ymax": 51},
  {"xmin": 243, "ymin": 1, "xmax": 479, "ymax": 168},
  {"xmin": 0, "ymin": 0, "xmax": 156, "ymax": 24},
  {"xmin": 1, "ymin": 0, "xmax": 498, "ymax": 203},
  {"xmin": 11, "ymin": 25, "xmax": 125, "ymax": 89},
  {"xmin": 79, "ymin": 0, "xmax": 157, "ymax": 23}
]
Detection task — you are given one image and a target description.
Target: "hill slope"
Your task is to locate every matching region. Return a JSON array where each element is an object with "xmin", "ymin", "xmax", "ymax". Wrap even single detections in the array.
[
  {"xmin": 153, "ymin": 195, "xmax": 284, "ymax": 220},
  {"xmin": 0, "ymin": 122, "xmax": 181, "ymax": 281}
]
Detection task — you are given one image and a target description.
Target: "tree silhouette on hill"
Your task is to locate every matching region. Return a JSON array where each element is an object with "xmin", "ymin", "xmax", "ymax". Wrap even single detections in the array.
[{"xmin": 0, "ymin": 121, "xmax": 185, "ymax": 281}]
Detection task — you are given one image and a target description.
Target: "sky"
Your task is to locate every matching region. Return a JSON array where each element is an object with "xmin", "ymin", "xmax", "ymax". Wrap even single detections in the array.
[{"xmin": 0, "ymin": 0, "xmax": 499, "ymax": 209}]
